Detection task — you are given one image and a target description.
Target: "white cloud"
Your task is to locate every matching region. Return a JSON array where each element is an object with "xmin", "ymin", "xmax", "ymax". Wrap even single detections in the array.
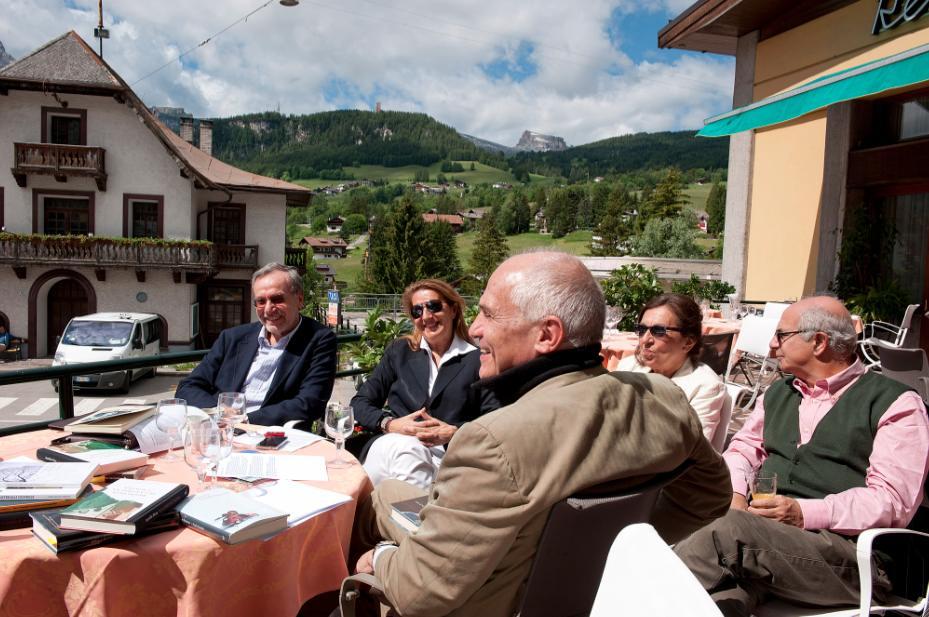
[{"xmin": 0, "ymin": 0, "xmax": 733, "ymax": 146}]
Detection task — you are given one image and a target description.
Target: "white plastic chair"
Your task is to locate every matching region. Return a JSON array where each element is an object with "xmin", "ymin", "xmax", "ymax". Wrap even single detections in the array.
[
  {"xmin": 723, "ymin": 316, "xmax": 780, "ymax": 422},
  {"xmin": 589, "ymin": 523, "xmax": 723, "ymax": 617},
  {"xmin": 711, "ymin": 388, "xmax": 733, "ymax": 452},
  {"xmin": 762, "ymin": 302, "xmax": 791, "ymax": 322},
  {"xmin": 867, "ymin": 342, "xmax": 929, "ymax": 404},
  {"xmin": 859, "ymin": 304, "xmax": 922, "ymax": 369}
]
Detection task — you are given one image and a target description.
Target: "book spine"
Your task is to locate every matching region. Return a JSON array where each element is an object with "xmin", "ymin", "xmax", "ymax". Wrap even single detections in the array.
[
  {"xmin": 179, "ymin": 514, "xmax": 230, "ymax": 543},
  {"xmin": 134, "ymin": 486, "xmax": 189, "ymax": 529},
  {"xmin": 35, "ymin": 448, "xmax": 82, "ymax": 464}
]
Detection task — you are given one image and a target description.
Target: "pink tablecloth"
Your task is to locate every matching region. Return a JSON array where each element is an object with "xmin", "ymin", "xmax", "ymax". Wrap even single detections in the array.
[
  {"xmin": 0, "ymin": 429, "xmax": 371, "ymax": 617},
  {"xmin": 601, "ymin": 318, "xmax": 743, "ymax": 371}
]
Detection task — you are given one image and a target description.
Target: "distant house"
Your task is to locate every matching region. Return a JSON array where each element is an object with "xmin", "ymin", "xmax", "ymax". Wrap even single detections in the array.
[
  {"xmin": 492, "ymin": 182, "xmax": 512, "ymax": 190},
  {"xmin": 326, "ymin": 216, "xmax": 344, "ymax": 233},
  {"xmin": 300, "ymin": 236, "xmax": 348, "ymax": 258},
  {"xmin": 458, "ymin": 208, "xmax": 486, "ymax": 223},
  {"xmin": 422, "ymin": 213, "xmax": 464, "ymax": 233},
  {"xmin": 314, "ymin": 262, "xmax": 336, "ymax": 285},
  {"xmin": 533, "ymin": 210, "xmax": 549, "ymax": 234},
  {"xmin": 412, "ymin": 182, "xmax": 446, "ymax": 195},
  {"xmin": 697, "ymin": 213, "xmax": 709, "ymax": 233}
]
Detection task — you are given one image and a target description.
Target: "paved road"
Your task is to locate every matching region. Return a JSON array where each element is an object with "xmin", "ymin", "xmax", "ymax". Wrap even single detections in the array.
[{"xmin": 0, "ymin": 370, "xmax": 359, "ymax": 429}]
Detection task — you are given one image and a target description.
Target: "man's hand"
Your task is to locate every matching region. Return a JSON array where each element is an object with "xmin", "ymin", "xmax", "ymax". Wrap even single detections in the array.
[
  {"xmin": 355, "ymin": 549, "xmax": 376, "ymax": 574},
  {"xmin": 748, "ymin": 495, "xmax": 804, "ymax": 527},
  {"xmin": 387, "ymin": 408, "xmax": 440, "ymax": 436},
  {"xmin": 731, "ymin": 493, "xmax": 749, "ymax": 511}
]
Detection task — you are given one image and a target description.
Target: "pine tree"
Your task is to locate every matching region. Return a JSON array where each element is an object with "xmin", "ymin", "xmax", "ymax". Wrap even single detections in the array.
[
  {"xmin": 590, "ymin": 187, "xmax": 634, "ymax": 256},
  {"xmin": 364, "ymin": 197, "xmax": 426, "ymax": 293},
  {"xmin": 470, "ymin": 210, "xmax": 510, "ymax": 285},
  {"xmin": 642, "ymin": 169, "xmax": 686, "ymax": 220},
  {"xmin": 422, "ymin": 221, "xmax": 462, "ymax": 282},
  {"xmin": 705, "ymin": 181, "xmax": 726, "ymax": 235},
  {"xmin": 511, "ymin": 192, "xmax": 531, "ymax": 234}
]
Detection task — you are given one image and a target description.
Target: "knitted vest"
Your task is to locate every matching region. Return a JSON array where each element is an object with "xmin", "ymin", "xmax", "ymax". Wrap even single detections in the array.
[{"xmin": 759, "ymin": 371, "xmax": 910, "ymax": 500}]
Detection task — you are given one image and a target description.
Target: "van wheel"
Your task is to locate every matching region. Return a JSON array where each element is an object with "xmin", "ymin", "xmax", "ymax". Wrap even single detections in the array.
[
  {"xmin": 119, "ymin": 371, "xmax": 132, "ymax": 394},
  {"xmin": 143, "ymin": 366, "xmax": 156, "ymax": 379}
]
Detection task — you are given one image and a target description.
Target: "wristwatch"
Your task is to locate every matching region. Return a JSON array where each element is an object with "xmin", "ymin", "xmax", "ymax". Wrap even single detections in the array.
[{"xmin": 380, "ymin": 415, "xmax": 394, "ymax": 433}]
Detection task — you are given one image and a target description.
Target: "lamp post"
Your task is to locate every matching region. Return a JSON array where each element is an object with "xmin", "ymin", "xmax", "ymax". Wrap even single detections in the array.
[{"xmin": 94, "ymin": 0, "xmax": 110, "ymax": 58}]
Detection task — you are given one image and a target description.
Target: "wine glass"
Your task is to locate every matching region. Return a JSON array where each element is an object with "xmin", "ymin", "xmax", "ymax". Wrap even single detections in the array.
[
  {"xmin": 184, "ymin": 417, "xmax": 216, "ymax": 491},
  {"xmin": 206, "ymin": 424, "xmax": 230, "ymax": 488},
  {"xmin": 155, "ymin": 398, "xmax": 187, "ymax": 461},
  {"xmin": 217, "ymin": 392, "xmax": 249, "ymax": 443},
  {"xmin": 605, "ymin": 306, "xmax": 624, "ymax": 331},
  {"xmin": 324, "ymin": 402, "xmax": 354, "ymax": 469}
]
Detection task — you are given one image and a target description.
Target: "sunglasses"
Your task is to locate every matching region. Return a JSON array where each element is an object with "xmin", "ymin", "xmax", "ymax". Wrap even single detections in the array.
[
  {"xmin": 634, "ymin": 324, "xmax": 685, "ymax": 338},
  {"xmin": 410, "ymin": 299, "xmax": 444, "ymax": 319},
  {"xmin": 254, "ymin": 294, "xmax": 288, "ymax": 308}
]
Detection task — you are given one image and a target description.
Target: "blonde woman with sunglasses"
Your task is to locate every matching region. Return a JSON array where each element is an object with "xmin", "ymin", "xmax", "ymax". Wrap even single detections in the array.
[{"xmin": 352, "ymin": 279, "xmax": 499, "ymax": 489}]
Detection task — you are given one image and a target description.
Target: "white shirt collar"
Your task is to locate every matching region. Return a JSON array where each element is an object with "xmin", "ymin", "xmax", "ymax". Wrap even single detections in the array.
[{"xmin": 420, "ymin": 334, "xmax": 475, "ymax": 367}]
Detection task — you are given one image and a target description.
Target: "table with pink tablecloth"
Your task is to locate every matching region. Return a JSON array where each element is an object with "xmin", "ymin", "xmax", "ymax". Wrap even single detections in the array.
[
  {"xmin": 601, "ymin": 318, "xmax": 743, "ymax": 371},
  {"xmin": 0, "ymin": 429, "xmax": 371, "ymax": 617}
]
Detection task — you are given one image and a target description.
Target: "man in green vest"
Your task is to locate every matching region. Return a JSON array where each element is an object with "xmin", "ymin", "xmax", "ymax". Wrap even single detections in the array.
[{"xmin": 674, "ymin": 295, "xmax": 929, "ymax": 616}]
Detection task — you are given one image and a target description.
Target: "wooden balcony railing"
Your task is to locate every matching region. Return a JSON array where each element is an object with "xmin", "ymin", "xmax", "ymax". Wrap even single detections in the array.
[
  {"xmin": 0, "ymin": 236, "xmax": 259, "ymax": 272},
  {"xmin": 12, "ymin": 142, "xmax": 108, "ymax": 191},
  {"xmin": 285, "ymin": 246, "xmax": 308, "ymax": 272}
]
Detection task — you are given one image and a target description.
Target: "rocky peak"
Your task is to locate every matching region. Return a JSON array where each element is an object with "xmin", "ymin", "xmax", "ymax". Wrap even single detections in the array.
[
  {"xmin": 0, "ymin": 40, "xmax": 15, "ymax": 69},
  {"xmin": 514, "ymin": 130, "xmax": 567, "ymax": 152}
]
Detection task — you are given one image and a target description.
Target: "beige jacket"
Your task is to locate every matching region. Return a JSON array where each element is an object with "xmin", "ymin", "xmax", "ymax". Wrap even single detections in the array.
[{"xmin": 374, "ymin": 367, "xmax": 731, "ymax": 617}]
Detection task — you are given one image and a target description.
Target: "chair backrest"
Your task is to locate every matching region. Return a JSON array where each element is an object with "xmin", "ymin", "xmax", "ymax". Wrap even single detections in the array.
[
  {"xmin": 898, "ymin": 304, "xmax": 922, "ymax": 347},
  {"xmin": 762, "ymin": 302, "xmax": 790, "ymax": 321},
  {"xmin": 699, "ymin": 331, "xmax": 736, "ymax": 376},
  {"xmin": 517, "ymin": 462, "xmax": 691, "ymax": 617},
  {"xmin": 711, "ymin": 390, "xmax": 733, "ymax": 452},
  {"xmin": 874, "ymin": 344, "xmax": 929, "ymax": 403},
  {"xmin": 732, "ymin": 316, "xmax": 778, "ymax": 357},
  {"xmin": 589, "ymin": 524, "xmax": 723, "ymax": 617}
]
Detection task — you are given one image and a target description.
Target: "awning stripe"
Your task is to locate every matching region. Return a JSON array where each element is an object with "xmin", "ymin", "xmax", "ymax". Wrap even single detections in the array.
[{"xmin": 698, "ymin": 41, "xmax": 929, "ymax": 137}]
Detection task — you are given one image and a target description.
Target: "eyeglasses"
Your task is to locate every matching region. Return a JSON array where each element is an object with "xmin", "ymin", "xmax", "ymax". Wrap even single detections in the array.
[
  {"xmin": 254, "ymin": 294, "xmax": 288, "ymax": 308},
  {"xmin": 410, "ymin": 299, "xmax": 444, "ymax": 319},
  {"xmin": 773, "ymin": 329, "xmax": 809, "ymax": 344},
  {"xmin": 634, "ymin": 324, "xmax": 685, "ymax": 338}
]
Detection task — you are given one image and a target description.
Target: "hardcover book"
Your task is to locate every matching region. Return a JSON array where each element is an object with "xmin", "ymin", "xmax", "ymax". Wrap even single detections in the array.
[
  {"xmin": 59, "ymin": 479, "xmax": 188, "ymax": 534},
  {"xmin": 0, "ymin": 461, "xmax": 96, "ymax": 492},
  {"xmin": 31, "ymin": 508, "xmax": 181, "ymax": 554},
  {"xmin": 178, "ymin": 488, "xmax": 288, "ymax": 544},
  {"xmin": 389, "ymin": 495, "xmax": 429, "ymax": 533},
  {"xmin": 66, "ymin": 405, "xmax": 156, "ymax": 435},
  {"xmin": 36, "ymin": 440, "xmax": 148, "ymax": 476}
]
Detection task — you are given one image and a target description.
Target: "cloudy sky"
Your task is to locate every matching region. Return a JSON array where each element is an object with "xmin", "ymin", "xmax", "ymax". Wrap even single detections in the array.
[{"xmin": 1, "ymin": 0, "xmax": 735, "ymax": 147}]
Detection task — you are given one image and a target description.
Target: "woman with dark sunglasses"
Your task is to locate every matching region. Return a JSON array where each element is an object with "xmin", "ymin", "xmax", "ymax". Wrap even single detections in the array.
[
  {"xmin": 351, "ymin": 279, "xmax": 499, "ymax": 489},
  {"xmin": 617, "ymin": 293, "xmax": 726, "ymax": 446}
]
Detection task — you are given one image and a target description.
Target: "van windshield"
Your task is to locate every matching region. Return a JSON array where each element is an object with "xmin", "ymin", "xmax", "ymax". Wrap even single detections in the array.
[{"xmin": 62, "ymin": 321, "xmax": 134, "ymax": 347}]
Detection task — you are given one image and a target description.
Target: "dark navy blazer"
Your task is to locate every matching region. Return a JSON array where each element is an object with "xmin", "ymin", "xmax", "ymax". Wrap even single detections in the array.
[
  {"xmin": 351, "ymin": 338, "xmax": 499, "ymax": 432},
  {"xmin": 175, "ymin": 317, "xmax": 337, "ymax": 428}
]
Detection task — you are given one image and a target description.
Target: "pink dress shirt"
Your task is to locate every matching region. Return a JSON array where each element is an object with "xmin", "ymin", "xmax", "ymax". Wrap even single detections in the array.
[{"xmin": 724, "ymin": 360, "xmax": 929, "ymax": 535}]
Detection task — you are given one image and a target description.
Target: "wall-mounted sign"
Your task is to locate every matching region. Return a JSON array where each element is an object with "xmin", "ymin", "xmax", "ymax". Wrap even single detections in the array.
[{"xmin": 873, "ymin": 0, "xmax": 929, "ymax": 35}]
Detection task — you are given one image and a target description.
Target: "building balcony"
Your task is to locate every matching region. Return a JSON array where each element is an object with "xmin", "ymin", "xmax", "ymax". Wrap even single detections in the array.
[
  {"xmin": 0, "ymin": 235, "xmax": 259, "ymax": 280},
  {"xmin": 12, "ymin": 142, "xmax": 108, "ymax": 191}
]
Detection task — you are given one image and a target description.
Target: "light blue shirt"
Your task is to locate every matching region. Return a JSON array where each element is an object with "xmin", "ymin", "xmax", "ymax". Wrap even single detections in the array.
[{"xmin": 242, "ymin": 319, "xmax": 300, "ymax": 414}]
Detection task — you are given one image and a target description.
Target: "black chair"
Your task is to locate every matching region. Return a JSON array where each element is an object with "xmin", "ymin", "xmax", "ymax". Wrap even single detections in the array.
[
  {"xmin": 699, "ymin": 331, "xmax": 736, "ymax": 375},
  {"xmin": 339, "ymin": 462, "xmax": 692, "ymax": 617}
]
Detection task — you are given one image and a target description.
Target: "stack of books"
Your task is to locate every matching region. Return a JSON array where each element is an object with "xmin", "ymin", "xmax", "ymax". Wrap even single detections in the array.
[
  {"xmin": 0, "ymin": 461, "xmax": 97, "ymax": 530},
  {"xmin": 36, "ymin": 439, "xmax": 149, "ymax": 477},
  {"xmin": 29, "ymin": 479, "xmax": 188, "ymax": 554}
]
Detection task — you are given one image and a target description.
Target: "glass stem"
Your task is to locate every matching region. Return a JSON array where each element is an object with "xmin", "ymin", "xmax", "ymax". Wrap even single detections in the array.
[{"xmin": 335, "ymin": 438, "xmax": 344, "ymax": 460}]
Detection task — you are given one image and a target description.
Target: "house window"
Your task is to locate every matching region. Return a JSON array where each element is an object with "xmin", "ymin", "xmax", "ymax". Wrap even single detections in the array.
[
  {"xmin": 209, "ymin": 203, "xmax": 245, "ymax": 244},
  {"xmin": 41, "ymin": 107, "xmax": 87, "ymax": 146},
  {"xmin": 44, "ymin": 197, "xmax": 90, "ymax": 235},
  {"xmin": 122, "ymin": 194, "xmax": 164, "ymax": 238}
]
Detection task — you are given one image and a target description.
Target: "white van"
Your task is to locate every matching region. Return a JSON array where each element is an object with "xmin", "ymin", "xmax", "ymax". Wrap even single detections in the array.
[{"xmin": 52, "ymin": 312, "xmax": 162, "ymax": 392}]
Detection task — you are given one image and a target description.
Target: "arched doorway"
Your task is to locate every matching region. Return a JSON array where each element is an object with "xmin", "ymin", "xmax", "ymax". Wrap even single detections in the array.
[
  {"xmin": 47, "ymin": 279, "xmax": 88, "ymax": 352},
  {"xmin": 28, "ymin": 269, "xmax": 97, "ymax": 358}
]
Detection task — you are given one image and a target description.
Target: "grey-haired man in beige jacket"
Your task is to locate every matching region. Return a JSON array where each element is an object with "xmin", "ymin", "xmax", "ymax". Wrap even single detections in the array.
[{"xmin": 351, "ymin": 251, "xmax": 731, "ymax": 617}]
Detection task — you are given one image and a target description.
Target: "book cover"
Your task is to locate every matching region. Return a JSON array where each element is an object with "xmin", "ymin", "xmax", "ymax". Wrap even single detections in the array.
[
  {"xmin": 0, "ymin": 461, "xmax": 96, "ymax": 490},
  {"xmin": 178, "ymin": 488, "xmax": 288, "ymax": 544},
  {"xmin": 59, "ymin": 479, "xmax": 188, "ymax": 535},
  {"xmin": 0, "ymin": 484, "xmax": 93, "ymax": 514},
  {"xmin": 67, "ymin": 405, "xmax": 156, "ymax": 435},
  {"xmin": 389, "ymin": 495, "xmax": 429, "ymax": 533},
  {"xmin": 37, "ymin": 441, "xmax": 148, "ymax": 476},
  {"xmin": 31, "ymin": 508, "xmax": 181, "ymax": 554}
]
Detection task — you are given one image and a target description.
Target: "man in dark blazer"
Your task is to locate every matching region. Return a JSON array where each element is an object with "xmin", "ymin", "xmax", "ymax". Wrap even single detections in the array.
[{"xmin": 176, "ymin": 263, "xmax": 337, "ymax": 428}]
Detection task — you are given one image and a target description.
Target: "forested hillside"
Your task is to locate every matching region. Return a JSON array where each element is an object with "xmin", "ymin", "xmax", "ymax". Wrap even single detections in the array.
[
  {"xmin": 210, "ymin": 110, "xmax": 506, "ymax": 177},
  {"xmin": 511, "ymin": 131, "xmax": 729, "ymax": 180}
]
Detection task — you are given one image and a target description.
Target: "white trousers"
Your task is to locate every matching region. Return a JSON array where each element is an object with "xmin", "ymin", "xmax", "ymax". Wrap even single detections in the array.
[{"xmin": 362, "ymin": 433, "xmax": 445, "ymax": 490}]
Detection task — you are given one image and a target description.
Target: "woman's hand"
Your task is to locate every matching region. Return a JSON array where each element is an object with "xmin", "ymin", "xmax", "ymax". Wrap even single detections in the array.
[
  {"xmin": 414, "ymin": 410, "xmax": 457, "ymax": 447},
  {"xmin": 386, "ymin": 408, "xmax": 439, "ymax": 436}
]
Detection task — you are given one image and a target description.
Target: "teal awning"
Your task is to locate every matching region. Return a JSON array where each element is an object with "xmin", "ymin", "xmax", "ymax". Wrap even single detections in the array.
[{"xmin": 699, "ymin": 42, "xmax": 929, "ymax": 137}]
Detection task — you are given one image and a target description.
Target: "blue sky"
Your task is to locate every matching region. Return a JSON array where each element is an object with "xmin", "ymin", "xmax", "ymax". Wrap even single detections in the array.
[{"xmin": 0, "ymin": 0, "xmax": 735, "ymax": 146}]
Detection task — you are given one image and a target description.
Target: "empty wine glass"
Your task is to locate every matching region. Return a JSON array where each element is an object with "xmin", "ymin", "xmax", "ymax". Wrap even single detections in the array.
[
  {"xmin": 605, "ymin": 306, "xmax": 624, "ymax": 331},
  {"xmin": 155, "ymin": 398, "xmax": 187, "ymax": 461},
  {"xmin": 206, "ymin": 425, "xmax": 231, "ymax": 488},
  {"xmin": 184, "ymin": 416, "xmax": 216, "ymax": 491},
  {"xmin": 324, "ymin": 402, "xmax": 354, "ymax": 469}
]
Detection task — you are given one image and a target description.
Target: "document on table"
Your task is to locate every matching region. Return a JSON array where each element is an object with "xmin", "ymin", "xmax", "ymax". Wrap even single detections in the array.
[
  {"xmin": 245, "ymin": 479, "xmax": 351, "ymax": 526},
  {"xmin": 217, "ymin": 453, "xmax": 328, "ymax": 482}
]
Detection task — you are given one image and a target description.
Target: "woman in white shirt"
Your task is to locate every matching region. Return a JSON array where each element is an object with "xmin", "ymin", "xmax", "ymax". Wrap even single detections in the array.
[{"xmin": 617, "ymin": 293, "xmax": 727, "ymax": 445}]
